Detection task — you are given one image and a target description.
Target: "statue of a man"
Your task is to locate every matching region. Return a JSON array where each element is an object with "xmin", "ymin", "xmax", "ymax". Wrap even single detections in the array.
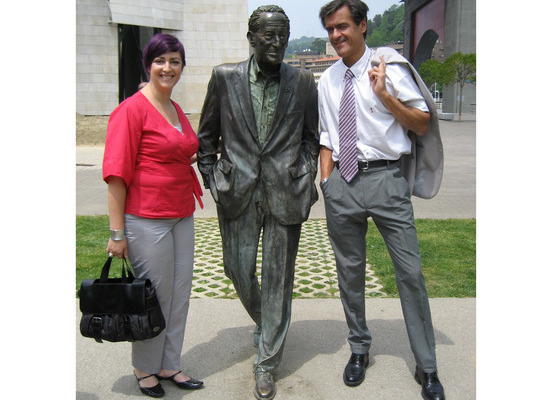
[{"xmin": 197, "ymin": 5, "xmax": 319, "ymax": 399}]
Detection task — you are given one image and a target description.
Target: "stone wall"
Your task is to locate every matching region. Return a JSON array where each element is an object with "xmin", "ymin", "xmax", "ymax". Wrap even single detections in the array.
[
  {"xmin": 171, "ymin": 0, "xmax": 249, "ymax": 113},
  {"xmin": 77, "ymin": 0, "xmax": 119, "ymax": 115},
  {"xmin": 76, "ymin": 0, "xmax": 249, "ymax": 115}
]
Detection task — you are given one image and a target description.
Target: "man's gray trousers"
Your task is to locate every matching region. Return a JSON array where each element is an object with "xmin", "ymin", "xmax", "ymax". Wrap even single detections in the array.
[{"xmin": 321, "ymin": 162, "xmax": 437, "ymax": 372}]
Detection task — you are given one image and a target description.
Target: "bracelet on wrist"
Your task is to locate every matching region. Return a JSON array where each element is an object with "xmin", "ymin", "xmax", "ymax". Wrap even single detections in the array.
[{"xmin": 110, "ymin": 229, "xmax": 125, "ymax": 241}]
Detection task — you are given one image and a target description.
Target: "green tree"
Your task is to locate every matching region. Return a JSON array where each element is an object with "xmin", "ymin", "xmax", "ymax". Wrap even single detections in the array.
[
  {"xmin": 366, "ymin": 18, "xmax": 375, "ymax": 38},
  {"xmin": 286, "ymin": 36, "xmax": 316, "ymax": 56},
  {"xmin": 441, "ymin": 52, "xmax": 476, "ymax": 121},
  {"xmin": 310, "ymin": 38, "xmax": 327, "ymax": 54},
  {"xmin": 366, "ymin": 4, "xmax": 404, "ymax": 47},
  {"xmin": 419, "ymin": 59, "xmax": 443, "ymax": 96}
]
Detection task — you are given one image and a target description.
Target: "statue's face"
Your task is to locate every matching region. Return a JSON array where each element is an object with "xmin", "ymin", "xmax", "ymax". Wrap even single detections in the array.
[{"xmin": 248, "ymin": 12, "xmax": 289, "ymax": 70}]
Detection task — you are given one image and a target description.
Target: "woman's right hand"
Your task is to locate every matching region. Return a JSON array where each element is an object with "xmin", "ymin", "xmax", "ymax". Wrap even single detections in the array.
[{"xmin": 106, "ymin": 238, "xmax": 128, "ymax": 259}]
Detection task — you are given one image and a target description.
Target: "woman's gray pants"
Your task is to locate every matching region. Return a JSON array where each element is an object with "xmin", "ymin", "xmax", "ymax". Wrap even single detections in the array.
[{"xmin": 125, "ymin": 214, "xmax": 194, "ymax": 373}]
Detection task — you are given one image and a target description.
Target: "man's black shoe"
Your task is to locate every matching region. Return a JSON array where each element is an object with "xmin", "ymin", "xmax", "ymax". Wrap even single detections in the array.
[
  {"xmin": 343, "ymin": 353, "xmax": 369, "ymax": 387},
  {"xmin": 414, "ymin": 366, "xmax": 445, "ymax": 400}
]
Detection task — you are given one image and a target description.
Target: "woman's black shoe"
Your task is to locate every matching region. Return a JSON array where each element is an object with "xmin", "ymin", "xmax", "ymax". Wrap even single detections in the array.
[
  {"xmin": 134, "ymin": 372, "xmax": 165, "ymax": 398},
  {"xmin": 157, "ymin": 371, "xmax": 204, "ymax": 390}
]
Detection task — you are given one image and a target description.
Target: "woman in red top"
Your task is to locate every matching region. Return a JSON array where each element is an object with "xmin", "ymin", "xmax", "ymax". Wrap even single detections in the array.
[{"xmin": 103, "ymin": 33, "xmax": 204, "ymax": 397}]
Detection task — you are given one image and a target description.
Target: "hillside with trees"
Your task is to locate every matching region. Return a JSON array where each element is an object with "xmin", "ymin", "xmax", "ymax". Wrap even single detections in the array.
[
  {"xmin": 366, "ymin": 3, "xmax": 404, "ymax": 47},
  {"xmin": 286, "ymin": 36, "xmax": 327, "ymax": 55}
]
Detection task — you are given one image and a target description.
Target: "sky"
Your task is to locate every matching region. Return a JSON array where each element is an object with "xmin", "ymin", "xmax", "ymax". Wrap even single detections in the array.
[{"xmin": 248, "ymin": 0, "xmax": 402, "ymax": 39}]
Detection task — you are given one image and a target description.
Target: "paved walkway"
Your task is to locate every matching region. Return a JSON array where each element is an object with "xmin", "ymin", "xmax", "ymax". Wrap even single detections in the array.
[
  {"xmin": 76, "ymin": 114, "xmax": 476, "ymax": 399},
  {"xmin": 77, "ymin": 298, "xmax": 475, "ymax": 400}
]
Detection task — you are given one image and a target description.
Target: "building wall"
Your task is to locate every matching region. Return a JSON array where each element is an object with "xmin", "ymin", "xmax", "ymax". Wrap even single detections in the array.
[
  {"xmin": 108, "ymin": 0, "xmax": 184, "ymax": 30},
  {"xmin": 326, "ymin": 42, "xmax": 336, "ymax": 57},
  {"xmin": 442, "ymin": 0, "xmax": 476, "ymax": 113},
  {"xmin": 404, "ymin": 0, "xmax": 476, "ymax": 114},
  {"xmin": 76, "ymin": 0, "xmax": 249, "ymax": 115},
  {"xmin": 77, "ymin": 0, "xmax": 119, "ymax": 115},
  {"xmin": 172, "ymin": 0, "xmax": 249, "ymax": 113}
]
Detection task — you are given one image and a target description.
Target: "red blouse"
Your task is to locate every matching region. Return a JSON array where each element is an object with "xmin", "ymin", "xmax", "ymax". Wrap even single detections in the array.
[{"xmin": 103, "ymin": 91, "xmax": 203, "ymax": 219}]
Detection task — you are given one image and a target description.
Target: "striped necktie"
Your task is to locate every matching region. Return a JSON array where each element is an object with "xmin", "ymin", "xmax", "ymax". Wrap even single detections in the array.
[{"xmin": 338, "ymin": 68, "xmax": 358, "ymax": 182}]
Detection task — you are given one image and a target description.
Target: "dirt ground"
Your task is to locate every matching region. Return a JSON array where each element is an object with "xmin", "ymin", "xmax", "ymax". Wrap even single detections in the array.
[{"xmin": 76, "ymin": 113, "xmax": 202, "ymax": 146}]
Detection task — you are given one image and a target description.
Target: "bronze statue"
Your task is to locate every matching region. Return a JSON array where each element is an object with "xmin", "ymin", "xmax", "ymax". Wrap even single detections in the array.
[{"xmin": 197, "ymin": 5, "xmax": 319, "ymax": 400}]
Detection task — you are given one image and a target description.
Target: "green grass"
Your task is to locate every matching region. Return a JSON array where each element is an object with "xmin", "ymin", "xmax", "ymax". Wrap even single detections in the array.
[
  {"xmin": 366, "ymin": 219, "xmax": 476, "ymax": 297},
  {"xmin": 76, "ymin": 215, "xmax": 113, "ymax": 291},
  {"xmin": 77, "ymin": 216, "xmax": 476, "ymax": 297}
]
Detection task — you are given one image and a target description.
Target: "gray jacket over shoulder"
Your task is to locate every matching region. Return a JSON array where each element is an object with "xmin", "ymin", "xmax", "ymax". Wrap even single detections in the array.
[{"xmin": 371, "ymin": 47, "xmax": 443, "ymax": 199}]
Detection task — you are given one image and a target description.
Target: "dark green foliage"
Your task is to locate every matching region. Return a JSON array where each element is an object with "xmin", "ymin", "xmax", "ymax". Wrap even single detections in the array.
[
  {"xmin": 419, "ymin": 52, "xmax": 476, "ymax": 119},
  {"xmin": 286, "ymin": 36, "xmax": 325, "ymax": 56},
  {"xmin": 366, "ymin": 4, "xmax": 404, "ymax": 48}
]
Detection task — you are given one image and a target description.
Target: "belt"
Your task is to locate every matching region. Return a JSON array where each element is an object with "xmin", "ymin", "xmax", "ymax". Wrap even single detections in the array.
[{"xmin": 334, "ymin": 159, "xmax": 399, "ymax": 171}]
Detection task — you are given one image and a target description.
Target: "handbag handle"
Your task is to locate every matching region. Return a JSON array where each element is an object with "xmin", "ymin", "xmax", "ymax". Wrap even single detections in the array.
[{"xmin": 99, "ymin": 256, "xmax": 135, "ymax": 283}]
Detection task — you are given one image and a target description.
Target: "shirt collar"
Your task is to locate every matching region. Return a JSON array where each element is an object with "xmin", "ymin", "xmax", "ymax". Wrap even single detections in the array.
[
  {"xmin": 249, "ymin": 55, "xmax": 280, "ymax": 82},
  {"xmin": 342, "ymin": 46, "xmax": 371, "ymax": 80}
]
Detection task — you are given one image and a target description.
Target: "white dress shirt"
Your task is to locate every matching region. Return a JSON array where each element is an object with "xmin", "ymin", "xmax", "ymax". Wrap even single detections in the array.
[{"xmin": 318, "ymin": 46, "xmax": 428, "ymax": 162}]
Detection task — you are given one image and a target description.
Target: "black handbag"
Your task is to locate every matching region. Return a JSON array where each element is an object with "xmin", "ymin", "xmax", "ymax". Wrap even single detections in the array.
[{"xmin": 78, "ymin": 256, "xmax": 166, "ymax": 343}]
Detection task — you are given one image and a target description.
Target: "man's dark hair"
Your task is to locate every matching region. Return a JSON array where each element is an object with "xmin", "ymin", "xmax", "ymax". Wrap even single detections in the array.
[
  {"xmin": 319, "ymin": 0, "xmax": 369, "ymax": 39},
  {"xmin": 248, "ymin": 5, "xmax": 290, "ymax": 36}
]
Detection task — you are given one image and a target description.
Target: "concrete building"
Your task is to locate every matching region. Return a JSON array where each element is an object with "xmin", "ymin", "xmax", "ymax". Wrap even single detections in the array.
[
  {"xmin": 308, "ymin": 56, "xmax": 340, "ymax": 83},
  {"xmin": 404, "ymin": 0, "xmax": 476, "ymax": 114},
  {"xmin": 283, "ymin": 50, "xmax": 321, "ymax": 70},
  {"xmin": 77, "ymin": 0, "xmax": 249, "ymax": 115},
  {"xmin": 381, "ymin": 41, "xmax": 404, "ymax": 56},
  {"xmin": 325, "ymin": 42, "xmax": 337, "ymax": 57}
]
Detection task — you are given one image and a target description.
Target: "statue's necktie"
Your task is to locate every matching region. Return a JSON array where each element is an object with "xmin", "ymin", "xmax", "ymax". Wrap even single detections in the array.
[{"xmin": 338, "ymin": 68, "xmax": 358, "ymax": 182}]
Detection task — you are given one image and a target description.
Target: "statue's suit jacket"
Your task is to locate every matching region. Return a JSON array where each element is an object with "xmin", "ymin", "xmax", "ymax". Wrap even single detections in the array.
[{"xmin": 197, "ymin": 59, "xmax": 319, "ymax": 224}]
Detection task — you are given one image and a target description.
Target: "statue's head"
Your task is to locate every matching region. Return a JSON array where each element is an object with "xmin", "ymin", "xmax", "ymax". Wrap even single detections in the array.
[{"xmin": 247, "ymin": 5, "xmax": 290, "ymax": 72}]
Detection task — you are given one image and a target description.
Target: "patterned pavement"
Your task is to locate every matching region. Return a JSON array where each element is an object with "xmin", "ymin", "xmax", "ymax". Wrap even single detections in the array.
[{"xmin": 192, "ymin": 218, "xmax": 386, "ymax": 299}]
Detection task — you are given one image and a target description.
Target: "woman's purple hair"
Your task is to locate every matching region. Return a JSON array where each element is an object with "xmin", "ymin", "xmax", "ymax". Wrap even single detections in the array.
[{"xmin": 142, "ymin": 33, "xmax": 186, "ymax": 74}]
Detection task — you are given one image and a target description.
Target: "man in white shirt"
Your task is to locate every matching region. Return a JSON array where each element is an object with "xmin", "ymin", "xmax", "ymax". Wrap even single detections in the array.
[{"xmin": 318, "ymin": 1, "xmax": 445, "ymax": 400}]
